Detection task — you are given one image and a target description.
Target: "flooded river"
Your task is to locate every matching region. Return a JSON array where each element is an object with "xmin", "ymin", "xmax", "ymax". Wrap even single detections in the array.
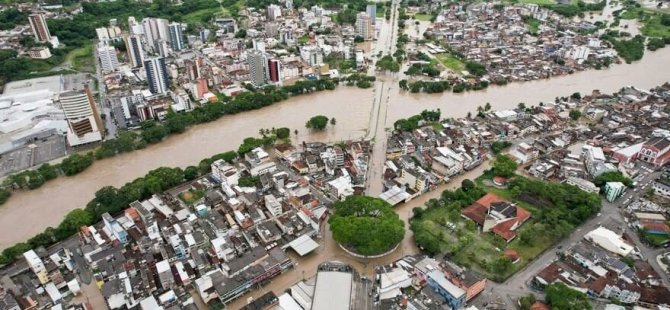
[{"xmin": 0, "ymin": 49, "xmax": 669, "ymax": 250}]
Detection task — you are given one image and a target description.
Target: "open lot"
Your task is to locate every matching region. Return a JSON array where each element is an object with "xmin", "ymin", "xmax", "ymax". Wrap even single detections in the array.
[{"xmin": 0, "ymin": 137, "xmax": 67, "ymax": 177}]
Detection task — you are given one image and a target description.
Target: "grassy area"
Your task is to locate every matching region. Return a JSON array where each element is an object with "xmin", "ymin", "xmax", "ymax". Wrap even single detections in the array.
[
  {"xmin": 435, "ymin": 53, "xmax": 465, "ymax": 72},
  {"xmin": 413, "ymin": 13, "xmax": 432, "ymax": 21},
  {"xmin": 376, "ymin": 6, "xmax": 386, "ymax": 18},
  {"xmin": 67, "ymin": 43, "xmax": 95, "ymax": 73},
  {"xmin": 178, "ymin": 189, "xmax": 205, "ymax": 205},
  {"xmin": 526, "ymin": 17, "xmax": 540, "ymax": 34},
  {"xmin": 642, "ymin": 231, "xmax": 670, "ymax": 246},
  {"xmin": 183, "ymin": 6, "xmax": 230, "ymax": 25},
  {"xmin": 641, "ymin": 14, "xmax": 670, "ymax": 37},
  {"xmin": 517, "ymin": 0, "xmax": 556, "ymax": 5}
]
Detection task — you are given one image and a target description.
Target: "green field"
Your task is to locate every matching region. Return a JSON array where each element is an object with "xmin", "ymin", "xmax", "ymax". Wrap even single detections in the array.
[
  {"xmin": 526, "ymin": 18, "xmax": 540, "ymax": 34},
  {"xmin": 517, "ymin": 0, "xmax": 557, "ymax": 5},
  {"xmin": 641, "ymin": 14, "xmax": 670, "ymax": 37},
  {"xmin": 67, "ymin": 43, "xmax": 95, "ymax": 73},
  {"xmin": 183, "ymin": 6, "xmax": 231, "ymax": 25},
  {"xmin": 435, "ymin": 53, "xmax": 465, "ymax": 72},
  {"xmin": 178, "ymin": 189, "xmax": 205, "ymax": 205},
  {"xmin": 413, "ymin": 13, "xmax": 432, "ymax": 21}
]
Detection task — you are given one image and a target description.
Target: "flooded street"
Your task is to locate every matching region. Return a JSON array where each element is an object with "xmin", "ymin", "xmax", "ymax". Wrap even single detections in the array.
[
  {"xmin": 227, "ymin": 162, "xmax": 490, "ymax": 309},
  {"xmin": 0, "ymin": 44, "xmax": 669, "ymax": 253}
]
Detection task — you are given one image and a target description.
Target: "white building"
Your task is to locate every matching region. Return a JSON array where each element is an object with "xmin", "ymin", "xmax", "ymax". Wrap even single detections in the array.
[
  {"xmin": 355, "ymin": 12, "xmax": 374, "ymax": 40},
  {"xmin": 23, "ymin": 250, "xmax": 49, "ymax": 284},
  {"xmin": 59, "ymin": 88, "xmax": 104, "ymax": 146},
  {"xmin": 247, "ymin": 49, "xmax": 266, "ymax": 86},
  {"xmin": 584, "ymin": 227, "xmax": 634, "ymax": 257},
  {"xmin": 98, "ymin": 42, "xmax": 119, "ymax": 72}
]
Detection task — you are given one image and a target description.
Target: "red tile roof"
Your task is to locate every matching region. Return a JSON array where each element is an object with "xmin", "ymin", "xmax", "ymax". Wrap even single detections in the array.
[
  {"xmin": 461, "ymin": 193, "xmax": 504, "ymax": 225},
  {"xmin": 530, "ymin": 301, "xmax": 550, "ymax": 310}
]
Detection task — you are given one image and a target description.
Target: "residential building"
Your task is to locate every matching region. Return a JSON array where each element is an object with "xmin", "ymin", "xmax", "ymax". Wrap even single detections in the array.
[
  {"xmin": 168, "ymin": 22, "xmax": 185, "ymax": 52},
  {"xmin": 144, "ymin": 57, "xmax": 169, "ymax": 94},
  {"xmin": 141, "ymin": 17, "xmax": 170, "ymax": 51},
  {"xmin": 565, "ymin": 177, "xmax": 600, "ymax": 194},
  {"xmin": 98, "ymin": 42, "xmax": 119, "ymax": 73},
  {"xmin": 267, "ymin": 58, "xmax": 281, "ymax": 82},
  {"xmin": 426, "ymin": 270, "xmax": 466, "ymax": 309},
  {"xmin": 366, "ymin": 4, "xmax": 377, "ymax": 25},
  {"xmin": 267, "ymin": 4, "xmax": 282, "ymax": 21},
  {"xmin": 59, "ymin": 87, "xmax": 104, "ymax": 146},
  {"xmin": 652, "ymin": 178, "xmax": 670, "ymax": 198},
  {"xmin": 461, "ymin": 193, "xmax": 531, "ymax": 242},
  {"xmin": 27, "ymin": 47, "xmax": 51, "ymax": 59},
  {"xmin": 247, "ymin": 49, "xmax": 266, "ymax": 86},
  {"xmin": 125, "ymin": 35, "xmax": 145, "ymax": 68},
  {"xmin": 23, "ymin": 250, "xmax": 49, "ymax": 285},
  {"xmin": 355, "ymin": 12, "xmax": 373, "ymax": 40},
  {"xmin": 102, "ymin": 213, "xmax": 129, "ymax": 245},
  {"xmin": 28, "ymin": 13, "xmax": 51, "ymax": 42},
  {"xmin": 604, "ymin": 182, "xmax": 626, "ymax": 202}
]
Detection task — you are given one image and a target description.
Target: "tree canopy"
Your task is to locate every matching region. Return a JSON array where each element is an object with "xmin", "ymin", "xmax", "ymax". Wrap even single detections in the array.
[
  {"xmin": 329, "ymin": 196, "xmax": 405, "ymax": 256},
  {"xmin": 492, "ymin": 154, "xmax": 518, "ymax": 177},
  {"xmin": 545, "ymin": 282, "xmax": 592, "ymax": 310},
  {"xmin": 305, "ymin": 115, "xmax": 330, "ymax": 130}
]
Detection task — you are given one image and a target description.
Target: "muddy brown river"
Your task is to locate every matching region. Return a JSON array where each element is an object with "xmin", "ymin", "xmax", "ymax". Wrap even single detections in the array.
[{"xmin": 0, "ymin": 49, "xmax": 669, "ymax": 250}]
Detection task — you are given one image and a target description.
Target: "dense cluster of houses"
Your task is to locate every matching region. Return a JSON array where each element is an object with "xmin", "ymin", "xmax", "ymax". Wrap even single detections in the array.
[
  {"xmin": 425, "ymin": 2, "xmax": 617, "ymax": 82},
  {"xmin": 5, "ymin": 140, "xmax": 370, "ymax": 309},
  {"xmin": 374, "ymin": 255, "xmax": 486, "ymax": 310},
  {"xmin": 534, "ymin": 226, "xmax": 670, "ymax": 306}
]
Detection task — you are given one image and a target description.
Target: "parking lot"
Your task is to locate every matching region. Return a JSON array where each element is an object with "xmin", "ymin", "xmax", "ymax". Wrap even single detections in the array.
[{"xmin": 0, "ymin": 136, "xmax": 67, "ymax": 177}]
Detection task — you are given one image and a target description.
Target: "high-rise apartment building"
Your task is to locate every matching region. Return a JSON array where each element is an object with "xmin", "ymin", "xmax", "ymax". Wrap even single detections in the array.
[
  {"xmin": 144, "ymin": 57, "xmax": 169, "ymax": 94},
  {"xmin": 267, "ymin": 4, "xmax": 282, "ymax": 21},
  {"xmin": 267, "ymin": 58, "xmax": 281, "ymax": 82},
  {"xmin": 168, "ymin": 22, "xmax": 185, "ymax": 51},
  {"xmin": 125, "ymin": 35, "xmax": 145, "ymax": 68},
  {"xmin": 59, "ymin": 86, "xmax": 104, "ymax": 146},
  {"xmin": 247, "ymin": 49, "xmax": 266, "ymax": 87},
  {"xmin": 366, "ymin": 4, "xmax": 377, "ymax": 25},
  {"xmin": 28, "ymin": 13, "xmax": 51, "ymax": 42},
  {"xmin": 97, "ymin": 42, "xmax": 119, "ymax": 72},
  {"xmin": 355, "ymin": 12, "xmax": 374, "ymax": 41},
  {"xmin": 141, "ymin": 18, "xmax": 169, "ymax": 51}
]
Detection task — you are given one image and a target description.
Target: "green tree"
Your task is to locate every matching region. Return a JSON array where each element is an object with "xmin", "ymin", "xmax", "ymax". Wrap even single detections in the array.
[
  {"xmin": 492, "ymin": 154, "xmax": 518, "ymax": 177},
  {"xmin": 60, "ymin": 153, "xmax": 94, "ymax": 176},
  {"xmin": 275, "ymin": 127, "xmax": 290, "ymax": 139},
  {"xmin": 491, "ymin": 141, "xmax": 511, "ymax": 154},
  {"xmin": 519, "ymin": 294, "xmax": 537, "ymax": 310},
  {"xmin": 184, "ymin": 166, "xmax": 199, "ymax": 180},
  {"xmin": 306, "ymin": 115, "xmax": 330, "ymax": 130},
  {"xmin": 37, "ymin": 163, "xmax": 58, "ymax": 181},
  {"xmin": 569, "ymin": 109, "xmax": 582, "ymax": 121},
  {"xmin": 593, "ymin": 171, "xmax": 633, "ymax": 188},
  {"xmin": 329, "ymin": 196, "xmax": 405, "ymax": 256},
  {"xmin": 545, "ymin": 282, "xmax": 592, "ymax": 310}
]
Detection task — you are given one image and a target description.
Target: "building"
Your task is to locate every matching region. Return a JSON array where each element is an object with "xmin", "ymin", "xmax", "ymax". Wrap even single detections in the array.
[
  {"xmin": 102, "ymin": 213, "xmax": 129, "ymax": 245},
  {"xmin": 426, "ymin": 270, "xmax": 466, "ymax": 309},
  {"xmin": 355, "ymin": 12, "xmax": 373, "ymax": 40},
  {"xmin": 604, "ymin": 182, "xmax": 626, "ymax": 202},
  {"xmin": 311, "ymin": 262, "xmax": 353, "ymax": 310},
  {"xmin": 637, "ymin": 137, "xmax": 670, "ymax": 168},
  {"xmin": 141, "ymin": 17, "xmax": 170, "ymax": 51},
  {"xmin": 23, "ymin": 250, "xmax": 49, "ymax": 285},
  {"xmin": 0, "ymin": 286, "xmax": 20, "ymax": 310},
  {"xmin": 59, "ymin": 87, "xmax": 104, "ymax": 146},
  {"xmin": 125, "ymin": 35, "xmax": 145, "ymax": 68},
  {"xmin": 267, "ymin": 4, "xmax": 282, "ymax": 21},
  {"xmin": 98, "ymin": 42, "xmax": 119, "ymax": 73},
  {"xmin": 267, "ymin": 58, "xmax": 281, "ymax": 82},
  {"xmin": 168, "ymin": 22, "xmax": 185, "ymax": 52},
  {"xmin": 584, "ymin": 145, "xmax": 606, "ymax": 176},
  {"xmin": 565, "ymin": 177, "xmax": 600, "ymax": 194},
  {"xmin": 366, "ymin": 4, "xmax": 377, "ymax": 25},
  {"xmin": 461, "ymin": 193, "xmax": 531, "ymax": 242},
  {"xmin": 27, "ymin": 47, "xmax": 52, "ymax": 59},
  {"xmin": 144, "ymin": 57, "xmax": 169, "ymax": 94},
  {"xmin": 652, "ymin": 178, "xmax": 670, "ymax": 198},
  {"xmin": 584, "ymin": 227, "xmax": 634, "ymax": 256},
  {"xmin": 28, "ymin": 13, "xmax": 51, "ymax": 42},
  {"xmin": 247, "ymin": 49, "xmax": 266, "ymax": 86},
  {"xmin": 300, "ymin": 46, "xmax": 323, "ymax": 66}
]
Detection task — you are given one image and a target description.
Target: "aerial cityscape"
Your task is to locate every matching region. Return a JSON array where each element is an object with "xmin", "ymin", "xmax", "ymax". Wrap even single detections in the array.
[{"xmin": 0, "ymin": 0, "xmax": 669, "ymax": 309}]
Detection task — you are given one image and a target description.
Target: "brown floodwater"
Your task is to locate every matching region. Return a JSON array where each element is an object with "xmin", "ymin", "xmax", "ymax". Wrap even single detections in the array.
[{"xmin": 1, "ymin": 49, "xmax": 669, "ymax": 250}]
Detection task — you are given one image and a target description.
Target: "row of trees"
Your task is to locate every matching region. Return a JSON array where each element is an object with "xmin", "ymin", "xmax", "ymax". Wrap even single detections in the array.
[
  {"xmin": 0, "ymin": 80, "xmax": 338, "ymax": 205},
  {"xmin": 399, "ymin": 79, "xmax": 490, "ymax": 94},
  {"xmin": 340, "ymin": 74, "xmax": 376, "ymax": 88},
  {"xmin": 0, "ymin": 131, "xmax": 283, "ymax": 265}
]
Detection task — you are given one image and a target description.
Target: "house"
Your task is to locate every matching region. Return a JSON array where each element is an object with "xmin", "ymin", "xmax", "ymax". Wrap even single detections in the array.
[
  {"xmin": 426, "ymin": 270, "xmax": 466, "ymax": 309},
  {"xmin": 461, "ymin": 193, "xmax": 531, "ymax": 242},
  {"xmin": 604, "ymin": 182, "xmax": 626, "ymax": 202},
  {"xmin": 637, "ymin": 137, "xmax": 670, "ymax": 168},
  {"xmin": 652, "ymin": 177, "xmax": 670, "ymax": 198}
]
